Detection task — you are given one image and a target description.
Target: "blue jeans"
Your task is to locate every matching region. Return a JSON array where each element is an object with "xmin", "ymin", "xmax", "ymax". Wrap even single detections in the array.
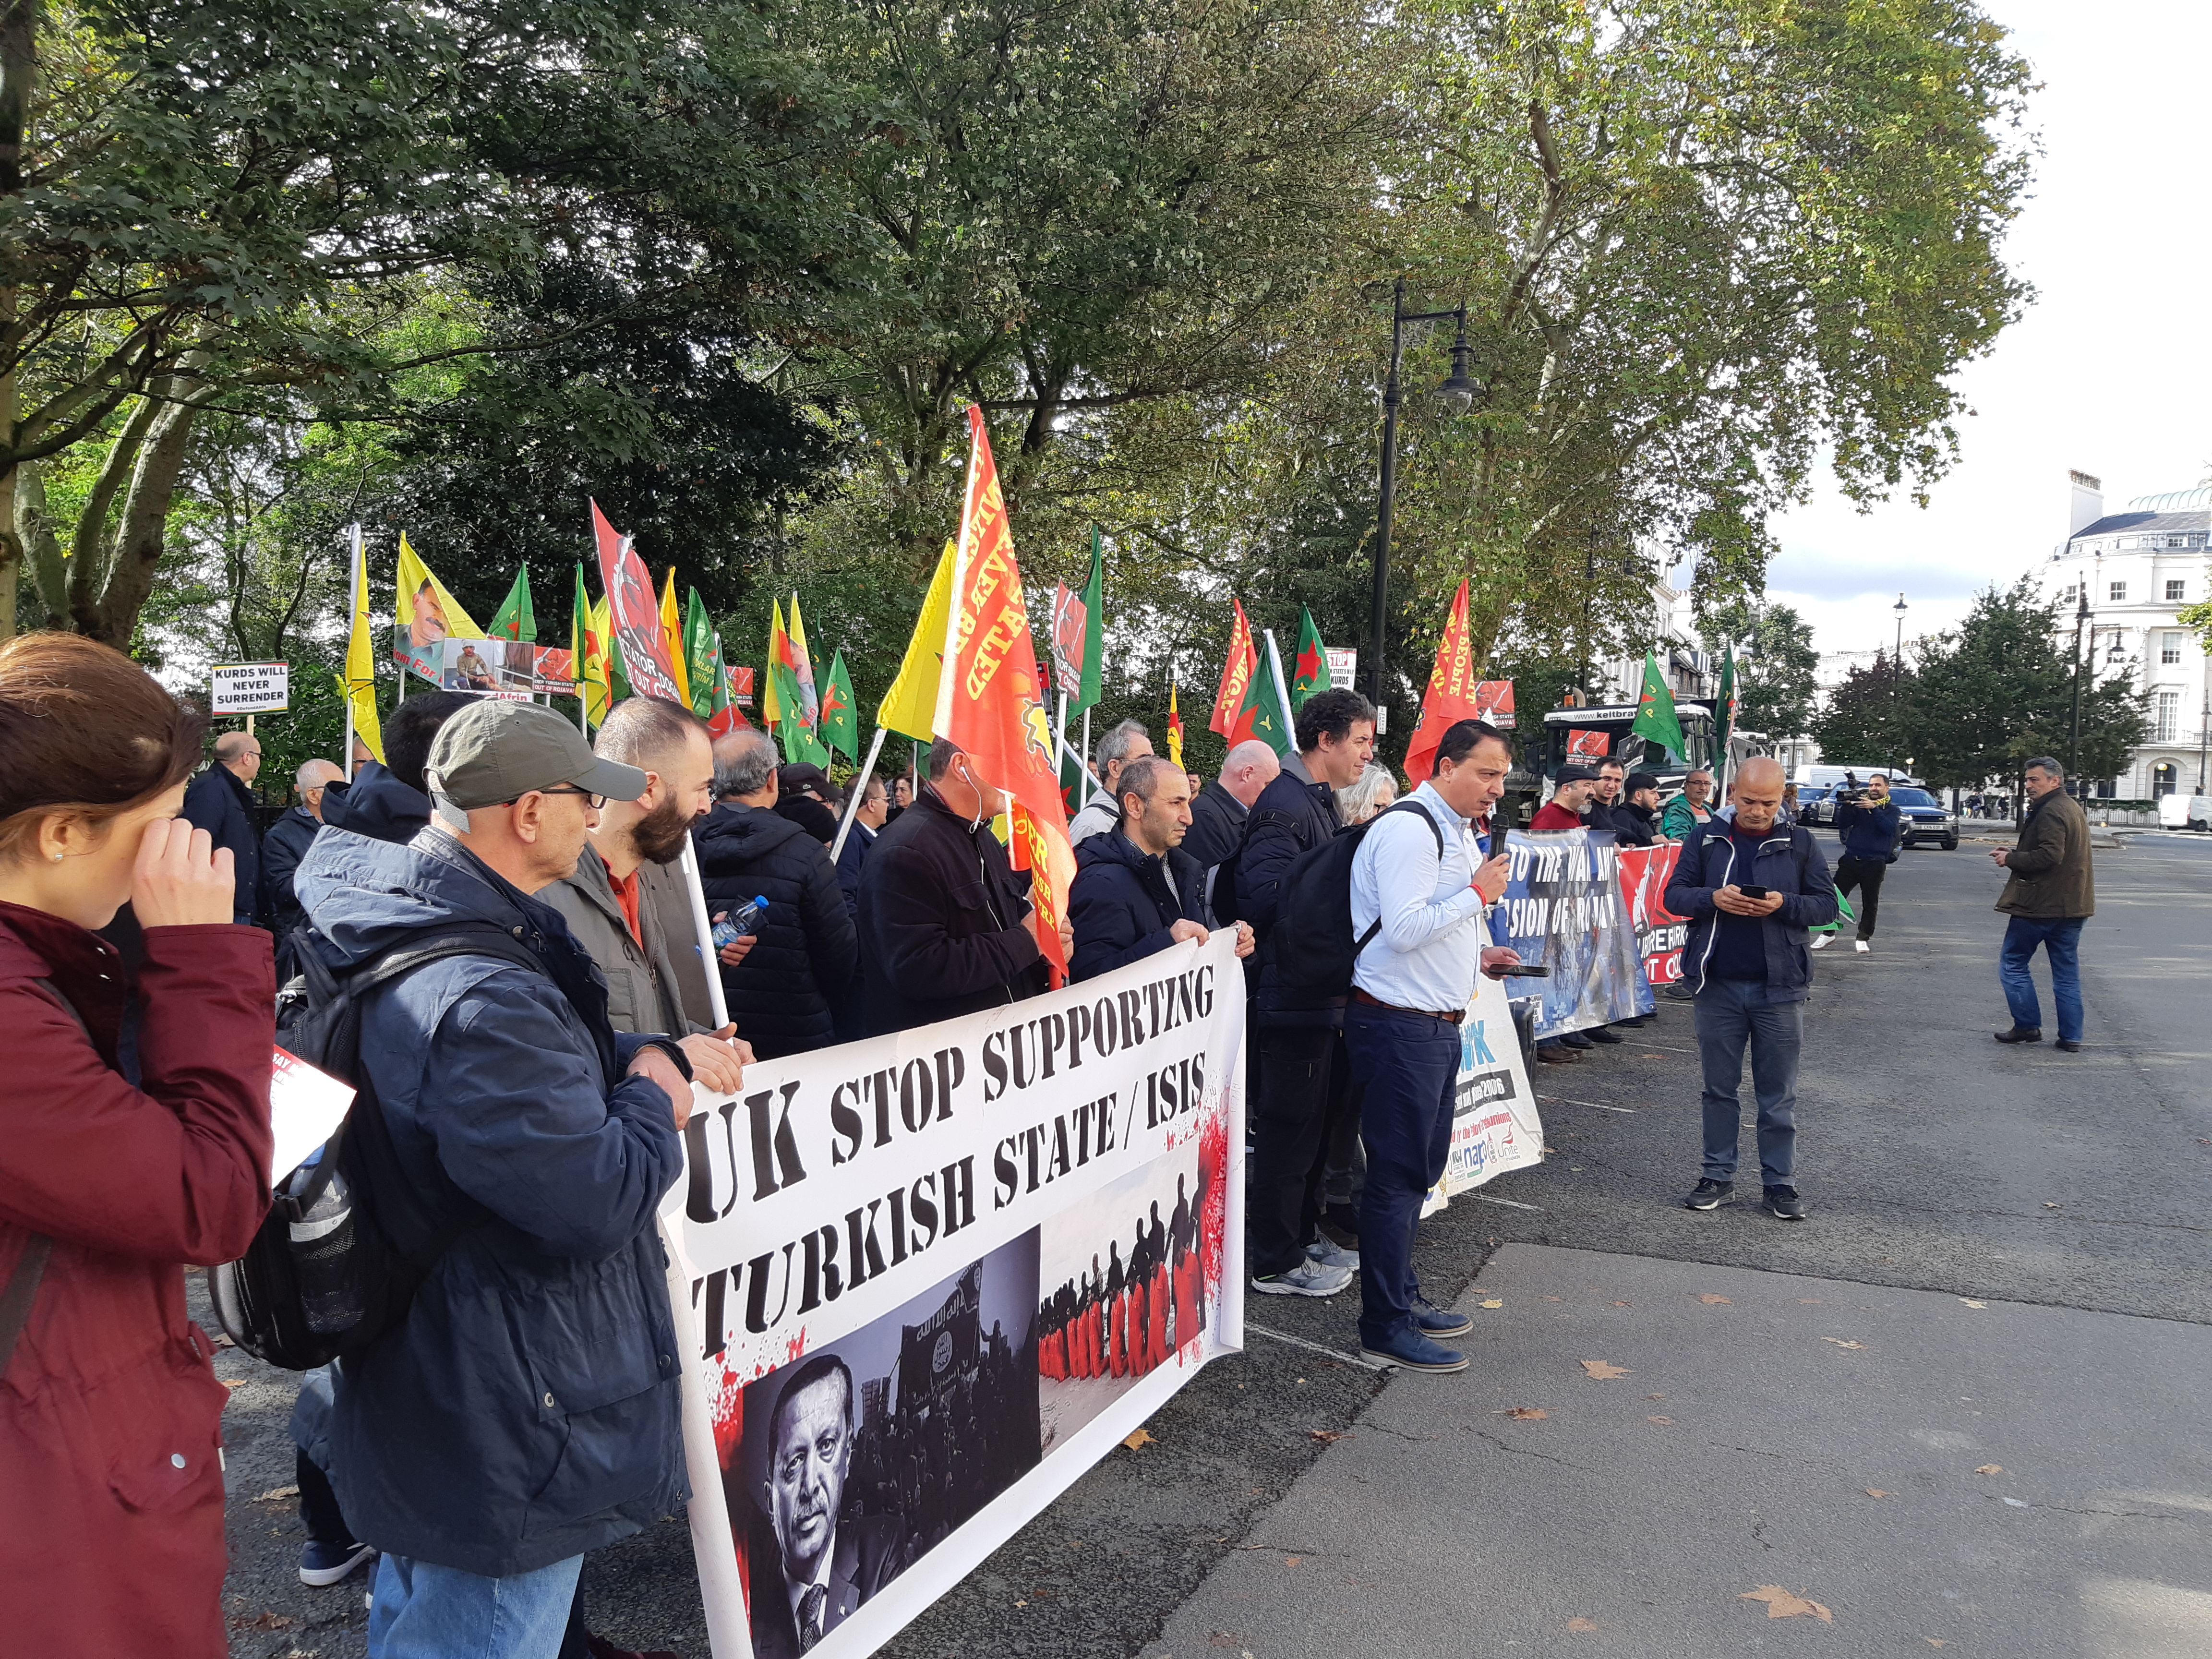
[
  {"xmin": 1345, "ymin": 1003, "xmax": 1461, "ymax": 1348},
  {"xmin": 2000, "ymin": 915, "xmax": 2085, "ymax": 1042},
  {"xmin": 1693, "ymin": 977, "xmax": 1803, "ymax": 1188},
  {"xmin": 369, "ymin": 1551, "xmax": 584, "ymax": 1658}
]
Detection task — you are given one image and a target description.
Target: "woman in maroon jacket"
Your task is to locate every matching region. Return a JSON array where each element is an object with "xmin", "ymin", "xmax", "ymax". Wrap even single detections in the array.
[{"xmin": 0, "ymin": 633, "xmax": 275, "ymax": 1657}]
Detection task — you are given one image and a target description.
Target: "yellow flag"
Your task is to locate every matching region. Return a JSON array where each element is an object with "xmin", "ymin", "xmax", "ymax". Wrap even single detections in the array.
[
  {"xmin": 345, "ymin": 548, "xmax": 384, "ymax": 764},
  {"xmin": 763, "ymin": 598, "xmax": 785, "ymax": 725},
  {"xmin": 876, "ymin": 541, "xmax": 956, "ymax": 742},
  {"xmin": 585, "ymin": 593, "xmax": 613, "ymax": 728},
  {"xmin": 393, "ymin": 534, "xmax": 485, "ymax": 638},
  {"xmin": 659, "ymin": 568, "xmax": 691, "ymax": 710}
]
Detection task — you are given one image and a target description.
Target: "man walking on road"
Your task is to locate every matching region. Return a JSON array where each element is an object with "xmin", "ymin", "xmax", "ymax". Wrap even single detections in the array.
[
  {"xmin": 1991, "ymin": 757, "xmax": 2094, "ymax": 1052},
  {"xmin": 1346, "ymin": 720, "xmax": 1517, "ymax": 1372},
  {"xmin": 1665, "ymin": 757, "xmax": 1836, "ymax": 1221},
  {"xmin": 1822, "ymin": 771, "xmax": 1900, "ymax": 955}
]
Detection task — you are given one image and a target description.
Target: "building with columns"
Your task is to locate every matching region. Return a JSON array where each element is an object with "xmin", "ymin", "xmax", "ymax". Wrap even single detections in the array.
[{"xmin": 2039, "ymin": 472, "xmax": 2210, "ymax": 798}]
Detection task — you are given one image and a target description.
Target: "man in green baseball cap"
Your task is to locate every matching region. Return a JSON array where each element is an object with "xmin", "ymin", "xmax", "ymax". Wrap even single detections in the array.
[{"xmin": 423, "ymin": 700, "xmax": 649, "ymax": 893}]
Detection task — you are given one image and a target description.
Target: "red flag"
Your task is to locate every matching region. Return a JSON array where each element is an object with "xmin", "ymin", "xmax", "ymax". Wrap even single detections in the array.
[
  {"xmin": 1210, "ymin": 599, "xmax": 1258, "ymax": 738},
  {"xmin": 1402, "ymin": 578, "xmax": 1481, "ymax": 783},
  {"xmin": 589, "ymin": 500, "xmax": 685, "ymax": 706},
  {"xmin": 935, "ymin": 406, "xmax": 1076, "ymax": 985}
]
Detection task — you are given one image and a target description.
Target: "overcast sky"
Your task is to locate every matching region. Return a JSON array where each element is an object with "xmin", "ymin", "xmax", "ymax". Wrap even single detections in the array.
[{"xmin": 1762, "ymin": 0, "xmax": 2212, "ymax": 659}]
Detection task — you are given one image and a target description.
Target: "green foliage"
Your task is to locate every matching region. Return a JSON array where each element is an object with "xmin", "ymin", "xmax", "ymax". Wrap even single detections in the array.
[
  {"xmin": 1702, "ymin": 601, "xmax": 1821, "ymax": 740},
  {"xmin": 1807, "ymin": 651, "xmax": 1919, "ymax": 774}
]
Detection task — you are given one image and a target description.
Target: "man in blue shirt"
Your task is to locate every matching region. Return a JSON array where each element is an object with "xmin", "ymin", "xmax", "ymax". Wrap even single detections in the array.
[
  {"xmin": 1822, "ymin": 771, "xmax": 1900, "ymax": 954},
  {"xmin": 1663, "ymin": 757, "xmax": 1836, "ymax": 1221},
  {"xmin": 1346, "ymin": 720, "xmax": 1518, "ymax": 1373}
]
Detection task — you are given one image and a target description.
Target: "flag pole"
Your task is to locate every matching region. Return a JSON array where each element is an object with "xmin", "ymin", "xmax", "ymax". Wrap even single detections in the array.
[
  {"xmin": 830, "ymin": 725, "xmax": 890, "ymax": 863},
  {"xmin": 1263, "ymin": 629, "xmax": 1294, "ymax": 728},
  {"xmin": 676, "ymin": 831, "xmax": 730, "ymax": 1029},
  {"xmin": 343, "ymin": 524, "xmax": 361, "ymax": 781},
  {"xmin": 1080, "ymin": 706, "xmax": 1092, "ymax": 805}
]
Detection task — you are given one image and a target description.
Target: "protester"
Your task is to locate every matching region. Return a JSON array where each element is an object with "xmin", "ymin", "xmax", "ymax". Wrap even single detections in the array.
[
  {"xmin": 1241, "ymin": 686, "xmax": 1376, "ymax": 1297},
  {"xmin": 1659, "ymin": 767, "xmax": 1716, "ymax": 838},
  {"xmin": 1186, "ymin": 768, "xmax": 1205, "ymax": 796},
  {"xmin": 179, "ymin": 727, "xmax": 264, "ymax": 924},
  {"xmin": 857, "ymin": 737, "xmax": 1054, "ymax": 1034},
  {"xmin": 1335, "ymin": 760, "xmax": 1398, "ymax": 826},
  {"xmin": 776, "ymin": 762, "xmax": 843, "ymax": 844},
  {"xmin": 1311, "ymin": 760, "xmax": 1397, "ymax": 1232},
  {"xmin": 1823, "ymin": 771, "xmax": 1900, "ymax": 955},
  {"xmin": 1068, "ymin": 719, "xmax": 1154, "ymax": 844},
  {"xmin": 319, "ymin": 689, "xmax": 475, "ymax": 844},
  {"xmin": 1346, "ymin": 719, "xmax": 1517, "ymax": 1372},
  {"xmin": 292, "ymin": 699, "xmax": 695, "ymax": 1656},
  {"xmin": 695, "ymin": 730, "xmax": 859, "ymax": 1060},
  {"xmin": 1620, "ymin": 771, "xmax": 1664, "ymax": 843},
  {"xmin": 837, "ymin": 772, "xmax": 892, "ymax": 915},
  {"xmin": 1181, "ymin": 738, "xmax": 1279, "ymax": 919},
  {"xmin": 1665, "ymin": 756, "xmax": 1836, "ymax": 1220},
  {"xmin": 888, "ymin": 774, "xmax": 914, "ymax": 824},
  {"xmin": 1991, "ymin": 757, "xmax": 2093, "ymax": 1051},
  {"xmin": 0, "ymin": 632, "xmax": 275, "ymax": 1658},
  {"xmin": 1068, "ymin": 756, "xmax": 1254, "ymax": 982},
  {"xmin": 1529, "ymin": 765, "xmax": 1611, "ymax": 1060},
  {"xmin": 261, "ymin": 758, "xmax": 343, "ymax": 957},
  {"xmin": 1780, "ymin": 782, "xmax": 1801, "ymax": 824},
  {"xmin": 1586, "ymin": 757, "xmax": 1636, "ymax": 843}
]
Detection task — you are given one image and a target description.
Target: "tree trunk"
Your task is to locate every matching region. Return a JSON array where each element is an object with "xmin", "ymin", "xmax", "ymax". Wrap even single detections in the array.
[
  {"xmin": 83, "ymin": 393, "xmax": 197, "ymax": 649},
  {"xmin": 0, "ymin": 2, "xmax": 36, "ymax": 637}
]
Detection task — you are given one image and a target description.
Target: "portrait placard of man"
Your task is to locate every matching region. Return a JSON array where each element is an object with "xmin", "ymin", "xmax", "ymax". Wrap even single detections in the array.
[
  {"xmin": 747, "ymin": 1354, "xmax": 909, "ymax": 1657},
  {"xmin": 408, "ymin": 578, "xmax": 449, "ymax": 649}
]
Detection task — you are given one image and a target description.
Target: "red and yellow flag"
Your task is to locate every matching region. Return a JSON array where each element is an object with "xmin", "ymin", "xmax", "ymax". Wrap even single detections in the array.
[
  {"xmin": 1209, "ymin": 598, "xmax": 1258, "ymax": 737},
  {"xmin": 934, "ymin": 405, "xmax": 1075, "ymax": 986},
  {"xmin": 1166, "ymin": 679, "xmax": 1184, "ymax": 770},
  {"xmin": 1403, "ymin": 577, "xmax": 1481, "ymax": 783}
]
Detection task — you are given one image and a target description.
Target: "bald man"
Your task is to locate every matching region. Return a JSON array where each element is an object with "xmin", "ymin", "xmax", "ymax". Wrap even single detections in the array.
[
  {"xmin": 1662, "ymin": 757, "xmax": 1836, "ymax": 1222},
  {"xmin": 180, "ymin": 728, "xmax": 266, "ymax": 925},
  {"xmin": 1183, "ymin": 739, "xmax": 1281, "ymax": 915}
]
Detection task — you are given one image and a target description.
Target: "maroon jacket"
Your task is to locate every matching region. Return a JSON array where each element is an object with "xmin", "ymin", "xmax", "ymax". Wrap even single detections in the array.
[{"xmin": 0, "ymin": 901, "xmax": 273, "ymax": 1658}]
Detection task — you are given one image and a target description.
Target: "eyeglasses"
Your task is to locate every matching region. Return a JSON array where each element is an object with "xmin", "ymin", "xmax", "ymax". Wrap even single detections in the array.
[{"xmin": 511, "ymin": 785, "xmax": 607, "ymax": 808}]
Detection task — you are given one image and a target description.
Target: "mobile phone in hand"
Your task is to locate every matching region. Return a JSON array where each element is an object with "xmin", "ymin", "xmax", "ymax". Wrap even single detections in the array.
[
  {"xmin": 1737, "ymin": 884, "xmax": 1771, "ymax": 899},
  {"xmin": 1496, "ymin": 963, "xmax": 1552, "ymax": 978}
]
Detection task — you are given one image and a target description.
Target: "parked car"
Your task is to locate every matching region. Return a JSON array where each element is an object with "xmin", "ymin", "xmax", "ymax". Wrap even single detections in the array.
[
  {"xmin": 1797, "ymin": 783, "xmax": 1841, "ymax": 826},
  {"xmin": 1882, "ymin": 786, "xmax": 1958, "ymax": 850}
]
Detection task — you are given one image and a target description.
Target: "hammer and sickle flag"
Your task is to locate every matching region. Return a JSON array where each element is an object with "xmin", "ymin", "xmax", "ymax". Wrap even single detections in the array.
[{"xmin": 934, "ymin": 404, "xmax": 1076, "ymax": 986}]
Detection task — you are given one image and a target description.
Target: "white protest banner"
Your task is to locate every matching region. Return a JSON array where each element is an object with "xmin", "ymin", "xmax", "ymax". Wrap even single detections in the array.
[
  {"xmin": 211, "ymin": 661, "xmax": 289, "ymax": 713},
  {"xmin": 666, "ymin": 932, "xmax": 1246, "ymax": 1659},
  {"xmin": 1325, "ymin": 645, "xmax": 1357, "ymax": 692},
  {"xmin": 1438, "ymin": 972, "xmax": 1543, "ymax": 1196}
]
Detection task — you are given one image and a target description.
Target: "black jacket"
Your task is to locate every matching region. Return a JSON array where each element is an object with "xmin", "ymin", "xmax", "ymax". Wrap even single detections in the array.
[
  {"xmin": 1835, "ymin": 798, "xmax": 1903, "ymax": 864},
  {"xmin": 1238, "ymin": 752, "xmax": 1343, "ymax": 1025},
  {"xmin": 179, "ymin": 765, "xmax": 261, "ymax": 925},
  {"xmin": 1665, "ymin": 819, "xmax": 1837, "ymax": 1003},
  {"xmin": 1601, "ymin": 800, "xmax": 1658, "ymax": 848},
  {"xmin": 317, "ymin": 761, "xmax": 430, "ymax": 845},
  {"xmin": 1182, "ymin": 780, "xmax": 1248, "ymax": 920},
  {"xmin": 856, "ymin": 786, "xmax": 1047, "ymax": 1035},
  {"xmin": 693, "ymin": 802, "xmax": 858, "ymax": 1059},
  {"xmin": 776, "ymin": 791, "xmax": 841, "ymax": 845},
  {"xmin": 258, "ymin": 805, "xmax": 319, "ymax": 952},
  {"xmin": 1069, "ymin": 828, "xmax": 1210, "ymax": 983},
  {"xmin": 836, "ymin": 820, "xmax": 876, "ymax": 921}
]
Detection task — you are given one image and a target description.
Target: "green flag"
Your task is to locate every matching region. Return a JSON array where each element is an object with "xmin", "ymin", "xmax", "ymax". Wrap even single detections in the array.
[
  {"xmin": 1288, "ymin": 604, "xmax": 1330, "ymax": 709},
  {"xmin": 683, "ymin": 588, "xmax": 717, "ymax": 720},
  {"xmin": 1630, "ymin": 649, "xmax": 1685, "ymax": 758},
  {"xmin": 820, "ymin": 648, "xmax": 858, "ymax": 760},
  {"xmin": 490, "ymin": 565, "xmax": 536, "ymax": 642},
  {"xmin": 1233, "ymin": 631, "xmax": 1296, "ymax": 756},
  {"xmin": 1074, "ymin": 525, "xmax": 1105, "ymax": 713}
]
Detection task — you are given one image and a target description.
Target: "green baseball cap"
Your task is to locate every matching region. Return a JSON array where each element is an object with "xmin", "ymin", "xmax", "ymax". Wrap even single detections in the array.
[{"xmin": 424, "ymin": 700, "xmax": 647, "ymax": 809}]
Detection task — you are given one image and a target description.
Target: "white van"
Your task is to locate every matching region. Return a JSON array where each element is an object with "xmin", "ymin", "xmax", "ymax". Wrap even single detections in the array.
[
  {"xmin": 2156, "ymin": 793, "xmax": 2212, "ymax": 831},
  {"xmin": 1792, "ymin": 764, "xmax": 1923, "ymax": 791}
]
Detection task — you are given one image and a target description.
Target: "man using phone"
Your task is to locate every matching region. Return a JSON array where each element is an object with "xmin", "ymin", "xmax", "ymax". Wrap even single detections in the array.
[{"xmin": 1663, "ymin": 757, "xmax": 1836, "ymax": 1220}]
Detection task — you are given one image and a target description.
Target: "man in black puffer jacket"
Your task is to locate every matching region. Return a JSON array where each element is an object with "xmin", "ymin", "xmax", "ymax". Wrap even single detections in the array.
[
  {"xmin": 695, "ymin": 730, "xmax": 857, "ymax": 1060},
  {"xmin": 1069, "ymin": 757, "xmax": 1255, "ymax": 983}
]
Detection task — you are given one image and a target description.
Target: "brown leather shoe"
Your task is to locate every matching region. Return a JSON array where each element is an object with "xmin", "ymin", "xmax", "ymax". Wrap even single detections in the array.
[{"xmin": 1993, "ymin": 1026, "xmax": 2042, "ymax": 1045}]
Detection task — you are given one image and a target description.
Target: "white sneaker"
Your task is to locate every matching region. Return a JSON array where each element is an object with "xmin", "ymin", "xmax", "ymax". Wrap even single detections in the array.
[
  {"xmin": 1809, "ymin": 934, "xmax": 1832, "ymax": 950},
  {"xmin": 1854, "ymin": 939, "xmax": 1871, "ymax": 954},
  {"xmin": 1308, "ymin": 1236, "xmax": 1360, "ymax": 1272},
  {"xmin": 1252, "ymin": 1258, "xmax": 1354, "ymax": 1298}
]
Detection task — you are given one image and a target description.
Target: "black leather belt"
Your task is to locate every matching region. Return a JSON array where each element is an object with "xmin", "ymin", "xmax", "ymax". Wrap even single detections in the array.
[{"xmin": 1352, "ymin": 987, "xmax": 1465, "ymax": 1025}]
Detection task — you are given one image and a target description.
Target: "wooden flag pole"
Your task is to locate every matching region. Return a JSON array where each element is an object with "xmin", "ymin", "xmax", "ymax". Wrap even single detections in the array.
[
  {"xmin": 829, "ymin": 724, "xmax": 890, "ymax": 863},
  {"xmin": 676, "ymin": 831, "xmax": 730, "ymax": 1029}
]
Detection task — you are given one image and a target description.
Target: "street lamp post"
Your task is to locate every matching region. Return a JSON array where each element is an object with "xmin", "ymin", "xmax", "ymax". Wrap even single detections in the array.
[
  {"xmin": 1369, "ymin": 277, "xmax": 1478, "ymax": 717},
  {"xmin": 1889, "ymin": 592, "xmax": 1907, "ymax": 774}
]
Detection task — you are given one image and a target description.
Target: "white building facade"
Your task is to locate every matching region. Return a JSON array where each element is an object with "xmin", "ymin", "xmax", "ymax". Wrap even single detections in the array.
[{"xmin": 2039, "ymin": 473, "xmax": 2211, "ymax": 799}]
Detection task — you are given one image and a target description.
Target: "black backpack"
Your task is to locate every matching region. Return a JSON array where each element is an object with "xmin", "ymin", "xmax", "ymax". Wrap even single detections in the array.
[
  {"xmin": 209, "ymin": 924, "xmax": 542, "ymax": 1370},
  {"xmin": 1267, "ymin": 801, "xmax": 1446, "ymax": 1003}
]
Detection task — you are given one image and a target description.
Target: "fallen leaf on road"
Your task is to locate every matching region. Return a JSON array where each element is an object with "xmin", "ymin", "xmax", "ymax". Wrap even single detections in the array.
[
  {"xmin": 237, "ymin": 1613, "xmax": 295, "ymax": 1631},
  {"xmin": 254, "ymin": 1485, "xmax": 301, "ymax": 1503},
  {"xmin": 1823, "ymin": 1338, "xmax": 1866, "ymax": 1349},
  {"xmin": 1579, "ymin": 1359, "xmax": 1630, "ymax": 1379},
  {"xmin": 1480, "ymin": 1298, "xmax": 1504, "ymax": 1309},
  {"xmin": 1122, "ymin": 1429, "xmax": 1154, "ymax": 1451},
  {"xmin": 1542, "ymin": 1295, "xmax": 1563, "ymax": 1302},
  {"xmin": 1975, "ymin": 1464, "xmax": 2004, "ymax": 1476},
  {"xmin": 1865, "ymin": 1489, "xmax": 1891, "ymax": 1499},
  {"xmin": 1928, "ymin": 1641, "xmax": 1947, "ymax": 1648},
  {"xmin": 1208, "ymin": 1633, "xmax": 1243, "ymax": 1647},
  {"xmin": 1309, "ymin": 1429, "xmax": 1346, "ymax": 1443},
  {"xmin": 1698, "ymin": 1294, "xmax": 1731, "ymax": 1305},
  {"xmin": 1797, "ymin": 1298, "xmax": 1823, "ymax": 1304},
  {"xmin": 1959, "ymin": 1298, "xmax": 1986, "ymax": 1309},
  {"xmin": 1647, "ymin": 1416, "xmax": 1673, "ymax": 1424},
  {"xmin": 1286, "ymin": 1556, "xmax": 1302, "ymax": 1566},
  {"xmin": 2044, "ymin": 1201, "xmax": 2061, "ymax": 1208},
  {"xmin": 1646, "ymin": 1393, "xmax": 1664, "ymax": 1400},
  {"xmin": 1740, "ymin": 1587, "xmax": 1833, "ymax": 1623},
  {"xmin": 221, "ymin": 1377, "xmax": 248, "ymax": 1390},
  {"xmin": 1568, "ymin": 1616, "xmax": 1599, "ymax": 1631},
  {"xmin": 1612, "ymin": 1300, "xmax": 1632, "ymax": 1306},
  {"xmin": 1504, "ymin": 1407, "xmax": 1548, "ymax": 1419}
]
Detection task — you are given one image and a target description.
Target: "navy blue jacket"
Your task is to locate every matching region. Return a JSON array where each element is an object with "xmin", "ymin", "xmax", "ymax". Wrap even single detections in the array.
[
  {"xmin": 180, "ymin": 765, "xmax": 261, "ymax": 925},
  {"xmin": 836, "ymin": 820, "xmax": 875, "ymax": 923},
  {"xmin": 1069, "ymin": 828, "xmax": 1210, "ymax": 983},
  {"xmin": 294, "ymin": 827, "xmax": 687, "ymax": 1577},
  {"xmin": 317, "ymin": 761, "xmax": 431, "ymax": 845},
  {"xmin": 1665, "ymin": 819, "xmax": 1838, "ymax": 1002},
  {"xmin": 1238, "ymin": 753, "xmax": 1343, "ymax": 1025},
  {"xmin": 1835, "ymin": 798, "xmax": 1903, "ymax": 864},
  {"xmin": 693, "ymin": 802, "xmax": 858, "ymax": 1059}
]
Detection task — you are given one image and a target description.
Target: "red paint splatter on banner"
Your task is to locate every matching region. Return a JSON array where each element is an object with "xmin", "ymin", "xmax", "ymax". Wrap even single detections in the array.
[{"xmin": 1197, "ymin": 1102, "xmax": 1229, "ymax": 1334}]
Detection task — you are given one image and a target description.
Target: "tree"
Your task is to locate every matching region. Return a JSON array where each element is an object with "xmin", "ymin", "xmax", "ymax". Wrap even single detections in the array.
[
  {"xmin": 1703, "ymin": 600, "xmax": 1820, "ymax": 740},
  {"xmin": 1808, "ymin": 651, "xmax": 1918, "ymax": 774}
]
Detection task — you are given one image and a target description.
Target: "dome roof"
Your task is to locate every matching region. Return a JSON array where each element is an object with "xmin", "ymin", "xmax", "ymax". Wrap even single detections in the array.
[{"xmin": 2128, "ymin": 486, "xmax": 2212, "ymax": 512}]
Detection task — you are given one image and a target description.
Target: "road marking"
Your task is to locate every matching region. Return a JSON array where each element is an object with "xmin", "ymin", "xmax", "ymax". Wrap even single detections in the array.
[
  {"xmin": 1244, "ymin": 1321, "xmax": 1387, "ymax": 1370},
  {"xmin": 1471, "ymin": 1194, "xmax": 1543, "ymax": 1211},
  {"xmin": 1539, "ymin": 1094, "xmax": 1637, "ymax": 1113},
  {"xmin": 1629, "ymin": 1042, "xmax": 1700, "ymax": 1055}
]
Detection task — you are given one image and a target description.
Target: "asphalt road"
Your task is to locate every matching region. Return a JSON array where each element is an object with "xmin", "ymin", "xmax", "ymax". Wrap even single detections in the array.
[{"xmin": 214, "ymin": 824, "xmax": 2212, "ymax": 1657}]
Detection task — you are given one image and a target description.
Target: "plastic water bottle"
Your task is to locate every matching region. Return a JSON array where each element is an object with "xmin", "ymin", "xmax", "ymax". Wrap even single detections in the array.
[
  {"xmin": 712, "ymin": 895, "xmax": 768, "ymax": 950},
  {"xmin": 287, "ymin": 1164, "xmax": 363, "ymax": 1336}
]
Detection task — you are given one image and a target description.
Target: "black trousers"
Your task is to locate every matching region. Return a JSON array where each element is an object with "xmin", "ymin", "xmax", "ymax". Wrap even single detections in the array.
[
  {"xmin": 296, "ymin": 1447, "xmax": 355, "ymax": 1546},
  {"xmin": 1834, "ymin": 855, "xmax": 1887, "ymax": 939},
  {"xmin": 1247, "ymin": 1023, "xmax": 1353, "ymax": 1277}
]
